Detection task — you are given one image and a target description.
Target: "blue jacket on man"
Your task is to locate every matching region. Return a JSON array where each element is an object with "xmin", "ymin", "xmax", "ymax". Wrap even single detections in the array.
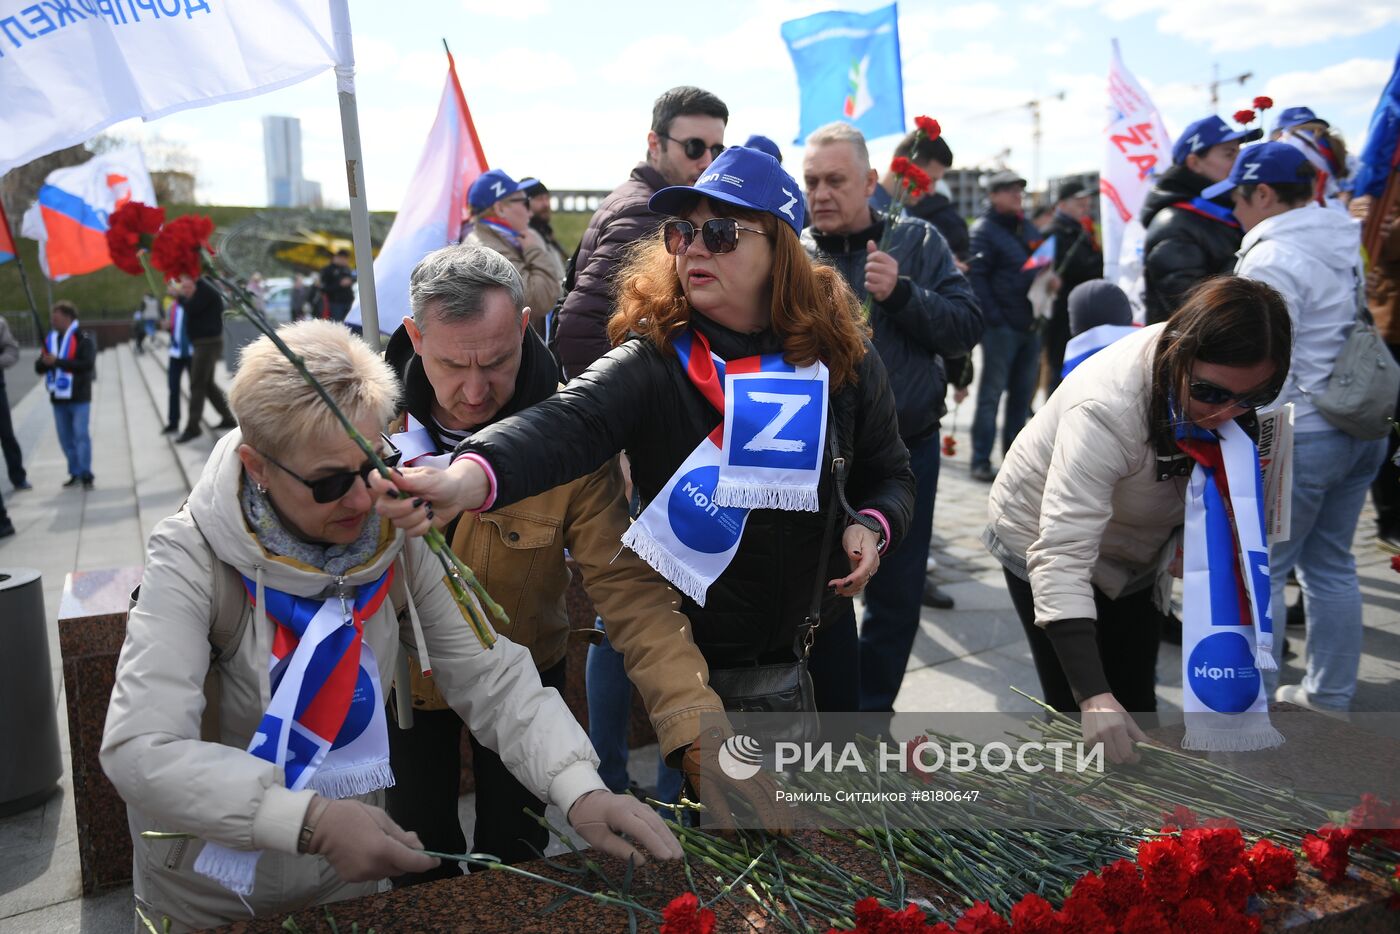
[
  {"xmin": 968, "ymin": 209, "xmax": 1038, "ymax": 331},
  {"xmin": 802, "ymin": 209, "xmax": 983, "ymax": 442}
]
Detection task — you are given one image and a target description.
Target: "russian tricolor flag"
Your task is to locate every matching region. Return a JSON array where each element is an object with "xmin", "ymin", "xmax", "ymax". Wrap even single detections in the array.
[
  {"xmin": 0, "ymin": 202, "xmax": 16, "ymax": 266},
  {"xmin": 1022, "ymin": 234, "xmax": 1056, "ymax": 272},
  {"xmin": 19, "ymin": 148, "xmax": 155, "ymax": 280}
]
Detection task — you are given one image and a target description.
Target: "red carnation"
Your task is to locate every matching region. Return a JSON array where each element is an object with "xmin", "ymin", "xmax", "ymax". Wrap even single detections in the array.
[
  {"xmin": 1215, "ymin": 907, "xmax": 1263, "ymax": 934},
  {"xmin": 904, "ymin": 163, "xmax": 933, "ymax": 199},
  {"xmin": 661, "ymin": 892, "xmax": 716, "ymax": 934},
  {"xmin": 1219, "ymin": 865, "xmax": 1255, "ymax": 910},
  {"xmin": 1120, "ymin": 903, "xmax": 1170, "ymax": 934},
  {"xmin": 1346, "ymin": 793, "xmax": 1400, "ymax": 847},
  {"xmin": 150, "ymin": 214, "xmax": 214, "ymax": 282},
  {"xmin": 1173, "ymin": 897, "xmax": 1216, "ymax": 929},
  {"xmin": 1246, "ymin": 838, "xmax": 1298, "ymax": 892},
  {"xmin": 954, "ymin": 901, "xmax": 1010, "ymax": 934},
  {"xmin": 1302, "ymin": 826, "xmax": 1354, "ymax": 885},
  {"xmin": 105, "ymin": 201, "xmax": 165, "ymax": 276},
  {"xmin": 891, "ymin": 156, "xmax": 912, "ymax": 176},
  {"xmin": 942, "ymin": 434, "xmax": 957, "ymax": 457},
  {"xmin": 1160, "ymin": 804, "xmax": 1199, "ymax": 831},
  {"xmin": 1252, "ymin": 96, "xmax": 1274, "ymax": 111},
  {"xmin": 1182, "ymin": 824, "xmax": 1245, "ymax": 876},
  {"xmin": 1054, "ymin": 895, "xmax": 1111, "ymax": 934},
  {"xmin": 914, "ymin": 115, "xmax": 942, "ymax": 141},
  {"xmin": 1099, "ymin": 859, "xmax": 1144, "ymax": 916},
  {"xmin": 1391, "ymin": 554, "xmax": 1400, "ymax": 573},
  {"xmin": 1137, "ymin": 836, "xmax": 1190, "ymax": 902},
  {"xmin": 1008, "ymin": 893, "xmax": 1059, "ymax": 934},
  {"xmin": 1233, "ymin": 109, "xmax": 1256, "ymax": 126}
]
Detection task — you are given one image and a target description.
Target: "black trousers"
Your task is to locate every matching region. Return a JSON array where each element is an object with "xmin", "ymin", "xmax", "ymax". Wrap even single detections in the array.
[
  {"xmin": 1371, "ymin": 343, "xmax": 1400, "ymax": 534},
  {"xmin": 185, "ymin": 338, "xmax": 233, "ymax": 433},
  {"xmin": 1003, "ymin": 568, "xmax": 1162, "ymax": 713},
  {"xmin": 386, "ymin": 657, "xmax": 568, "ymax": 886},
  {"xmin": 0, "ymin": 377, "xmax": 26, "ymax": 488},
  {"xmin": 166, "ymin": 355, "xmax": 190, "ymax": 432}
]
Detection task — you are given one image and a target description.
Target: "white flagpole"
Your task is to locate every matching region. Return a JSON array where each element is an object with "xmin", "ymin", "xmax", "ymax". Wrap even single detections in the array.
[{"xmin": 328, "ymin": 0, "xmax": 381, "ymax": 350}]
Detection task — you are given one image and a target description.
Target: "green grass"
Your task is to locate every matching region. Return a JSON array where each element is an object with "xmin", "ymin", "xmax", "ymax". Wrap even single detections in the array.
[{"xmin": 0, "ymin": 205, "xmax": 598, "ymax": 322}]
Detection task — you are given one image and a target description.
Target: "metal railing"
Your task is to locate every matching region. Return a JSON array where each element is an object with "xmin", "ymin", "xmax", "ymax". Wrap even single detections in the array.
[{"xmin": 0, "ymin": 310, "xmax": 40, "ymax": 347}]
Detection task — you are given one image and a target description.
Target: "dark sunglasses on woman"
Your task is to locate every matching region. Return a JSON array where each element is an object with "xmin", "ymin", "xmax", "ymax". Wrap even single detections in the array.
[
  {"xmin": 663, "ymin": 218, "xmax": 770, "ymax": 256},
  {"xmin": 261, "ymin": 435, "xmax": 403, "ymax": 504},
  {"xmin": 1187, "ymin": 378, "xmax": 1281, "ymax": 412},
  {"xmin": 661, "ymin": 135, "xmax": 725, "ymax": 161}
]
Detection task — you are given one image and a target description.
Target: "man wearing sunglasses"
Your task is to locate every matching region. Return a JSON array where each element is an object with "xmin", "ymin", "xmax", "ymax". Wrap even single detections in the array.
[
  {"xmin": 465, "ymin": 169, "xmax": 564, "ymax": 340},
  {"xmin": 553, "ymin": 86, "xmax": 728, "ymax": 380},
  {"xmin": 801, "ymin": 121, "xmax": 984, "ymax": 713},
  {"xmin": 1211, "ymin": 141, "xmax": 1385, "ymax": 717},
  {"xmin": 380, "ymin": 245, "xmax": 718, "ymax": 882}
]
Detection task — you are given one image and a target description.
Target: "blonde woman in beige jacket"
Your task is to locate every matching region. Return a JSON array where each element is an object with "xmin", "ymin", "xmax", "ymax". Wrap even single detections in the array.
[
  {"xmin": 982, "ymin": 278, "xmax": 1291, "ymax": 763},
  {"xmin": 101, "ymin": 321, "xmax": 678, "ymax": 932}
]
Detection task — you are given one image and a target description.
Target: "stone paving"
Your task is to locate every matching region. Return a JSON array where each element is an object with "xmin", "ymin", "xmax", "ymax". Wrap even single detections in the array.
[{"xmin": 1, "ymin": 340, "xmax": 1397, "ymax": 932}]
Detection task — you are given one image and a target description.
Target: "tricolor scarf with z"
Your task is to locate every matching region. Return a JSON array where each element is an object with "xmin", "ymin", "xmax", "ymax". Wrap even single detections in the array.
[
  {"xmin": 1177, "ymin": 416, "xmax": 1283, "ymax": 752},
  {"xmin": 621, "ymin": 328, "xmax": 828, "ymax": 606},
  {"xmin": 194, "ymin": 566, "xmax": 396, "ymax": 895},
  {"xmin": 45, "ymin": 321, "xmax": 79, "ymax": 400}
]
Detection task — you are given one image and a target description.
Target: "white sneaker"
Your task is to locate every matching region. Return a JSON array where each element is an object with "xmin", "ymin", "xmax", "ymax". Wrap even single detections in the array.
[
  {"xmin": 925, "ymin": 555, "xmax": 939, "ymax": 573},
  {"xmin": 1273, "ymin": 684, "xmax": 1350, "ymax": 722}
]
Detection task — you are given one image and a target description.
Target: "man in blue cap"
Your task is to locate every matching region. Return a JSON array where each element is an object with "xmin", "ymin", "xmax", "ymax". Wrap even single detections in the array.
[
  {"xmin": 1139, "ymin": 115, "xmax": 1262, "ymax": 323},
  {"xmin": 465, "ymin": 169, "xmax": 564, "ymax": 338},
  {"xmin": 1208, "ymin": 141, "xmax": 1381, "ymax": 719},
  {"xmin": 1270, "ymin": 105, "xmax": 1329, "ymax": 141}
]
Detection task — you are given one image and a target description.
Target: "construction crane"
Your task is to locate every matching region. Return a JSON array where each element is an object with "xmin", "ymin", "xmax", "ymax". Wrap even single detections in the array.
[
  {"xmin": 1193, "ymin": 63, "xmax": 1253, "ymax": 113},
  {"xmin": 968, "ymin": 92, "xmax": 1066, "ymax": 199}
]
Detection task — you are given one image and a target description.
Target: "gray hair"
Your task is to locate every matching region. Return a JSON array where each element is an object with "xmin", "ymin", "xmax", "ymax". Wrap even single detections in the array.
[
  {"xmin": 806, "ymin": 121, "xmax": 870, "ymax": 172},
  {"xmin": 409, "ymin": 244, "xmax": 524, "ymax": 329}
]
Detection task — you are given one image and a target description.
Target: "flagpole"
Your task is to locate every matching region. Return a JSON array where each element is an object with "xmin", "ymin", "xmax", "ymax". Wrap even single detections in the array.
[
  {"xmin": 0, "ymin": 203, "xmax": 43, "ymax": 339},
  {"xmin": 328, "ymin": 0, "xmax": 381, "ymax": 350}
]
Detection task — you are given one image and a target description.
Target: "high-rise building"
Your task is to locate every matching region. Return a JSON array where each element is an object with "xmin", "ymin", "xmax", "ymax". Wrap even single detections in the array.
[{"xmin": 263, "ymin": 115, "xmax": 317, "ymax": 208}]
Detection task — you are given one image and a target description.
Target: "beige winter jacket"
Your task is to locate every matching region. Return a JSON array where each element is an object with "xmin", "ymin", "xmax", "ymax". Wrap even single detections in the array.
[
  {"xmin": 983, "ymin": 323, "xmax": 1188, "ymax": 624},
  {"xmin": 100, "ymin": 431, "xmax": 605, "ymax": 931},
  {"xmin": 465, "ymin": 221, "xmax": 565, "ymax": 335}
]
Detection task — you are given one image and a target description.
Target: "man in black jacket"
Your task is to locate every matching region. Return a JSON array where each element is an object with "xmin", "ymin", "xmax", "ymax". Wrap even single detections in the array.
[
  {"xmin": 1141, "ymin": 115, "xmax": 1261, "ymax": 323},
  {"xmin": 554, "ymin": 86, "xmax": 728, "ymax": 379},
  {"xmin": 35, "ymin": 301, "xmax": 97, "ymax": 489},
  {"xmin": 171, "ymin": 274, "xmax": 237, "ymax": 443},
  {"xmin": 318, "ymin": 248, "xmax": 357, "ymax": 322},
  {"xmin": 967, "ymin": 170, "xmax": 1039, "ymax": 483},
  {"xmin": 1044, "ymin": 180, "xmax": 1104, "ymax": 394},
  {"xmin": 802, "ymin": 121, "xmax": 983, "ymax": 712}
]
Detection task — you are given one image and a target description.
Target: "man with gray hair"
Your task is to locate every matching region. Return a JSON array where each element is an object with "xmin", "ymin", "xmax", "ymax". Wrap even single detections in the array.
[
  {"xmin": 380, "ymin": 244, "xmax": 732, "ymax": 882},
  {"xmin": 802, "ymin": 121, "xmax": 983, "ymax": 712}
]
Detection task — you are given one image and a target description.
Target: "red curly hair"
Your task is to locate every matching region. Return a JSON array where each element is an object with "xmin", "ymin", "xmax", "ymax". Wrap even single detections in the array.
[{"xmin": 606, "ymin": 199, "xmax": 870, "ymax": 388}]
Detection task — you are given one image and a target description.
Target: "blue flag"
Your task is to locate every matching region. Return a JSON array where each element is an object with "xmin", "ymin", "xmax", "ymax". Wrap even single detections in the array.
[
  {"xmin": 781, "ymin": 4, "xmax": 905, "ymax": 145},
  {"xmin": 1352, "ymin": 49, "xmax": 1400, "ymax": 201}
]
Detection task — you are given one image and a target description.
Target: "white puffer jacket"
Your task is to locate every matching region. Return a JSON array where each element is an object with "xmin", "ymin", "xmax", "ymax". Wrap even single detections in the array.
[
  {"xmin": 983, "ymin": 324, "xmax": 1188, "ymax": 624},
  {"xmin": 1236, "ymin": 203, "xmax": 1363, "ymax": 433},
  {"xmin": 101, "ymin": 431, "xmax": 605, "ymax": 929}
]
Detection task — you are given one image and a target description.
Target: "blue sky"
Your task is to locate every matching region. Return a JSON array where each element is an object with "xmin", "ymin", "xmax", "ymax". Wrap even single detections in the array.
[{"xmin": 107, "ymin": 0, "xmax": 1400, "ymax": 211}]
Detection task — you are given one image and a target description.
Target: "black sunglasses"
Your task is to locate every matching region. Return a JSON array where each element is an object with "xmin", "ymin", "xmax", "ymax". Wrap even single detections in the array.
[
  {"xmin": 661, "ymin": 134, "xmax": 725, "ymax": 161},
  {"xmin": 1188, "ymin": 378, "xmax": 1281, "ymax": 412},
  {"xmin": 260, "ymin": 435, "xmax": 403, "ymax": 504},
  {"xmin": 663, "ymin": 218, "xmax": 770, "ymax": 256}
]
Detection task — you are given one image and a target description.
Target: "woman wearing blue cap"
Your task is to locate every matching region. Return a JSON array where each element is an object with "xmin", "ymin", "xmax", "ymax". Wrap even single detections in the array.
[{"xmin": 371, "ymin": 147, "xmax": 914, "ymax": 809}]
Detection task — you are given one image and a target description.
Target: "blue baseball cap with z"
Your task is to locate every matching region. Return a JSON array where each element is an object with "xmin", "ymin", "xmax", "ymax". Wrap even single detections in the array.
[
  {"xmin": 649, "ymin": 146, "xmax": 805, "ymax": 234},
  {"xmin": 1201, "ymin": 142, "xmax": 1312, "ymax": 200},
  {"xmin": 468, "ymin": 169, "xmax": 538, "ymax": 213},
  {"xmin": 1172, "ymin": 115, "xmax": 1264, "ymax": 166}
]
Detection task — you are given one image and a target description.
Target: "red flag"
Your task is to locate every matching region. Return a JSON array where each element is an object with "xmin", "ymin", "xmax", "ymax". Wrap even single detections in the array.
[{"xmin": 0, "ymin": 201, "xmax": 16, "ymax": 265}]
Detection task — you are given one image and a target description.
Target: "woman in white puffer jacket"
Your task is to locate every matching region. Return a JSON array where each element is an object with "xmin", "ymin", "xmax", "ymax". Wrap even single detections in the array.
[
  {"xmin": 983, "ymin": 277, "xmax": 1292, "ymax": 762},
  {"xmin": 101, "ymin": 321, "xmax": 678, "ymax": 932}
]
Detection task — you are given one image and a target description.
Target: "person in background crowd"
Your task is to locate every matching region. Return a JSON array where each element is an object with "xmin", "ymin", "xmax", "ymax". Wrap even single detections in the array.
[
  {"xmin": 743, "ymin": 134, "xmax": 783, "ymax": 163},
  {"xmin": 1028, "ymin": 203, "xmax": 1055, "ymax": 235},
  {"xmin": 554, "ymin": 86, "xmax": 728, "ymax": 380},
  {"xmin": 372, "ymin": 146, "xmax": 914, "ymax": 729},
  {"xmin": 984, "ymin": 277, "xmax": 1290, "ymax": 759},
  {"xmin": 1141, "ymin": 115, "xmax": 1263, "ymax": 324},
  {"xmin": 246, "ymin": 272, "xmax": 267, "ymax": 313},
  {"xmin": 35, "ymin": 300, "xmax": 97, "ymax": 489},
  {"xmin": 1278, "ymin": 125, "xmax": 1351, "ymax": 213},
  {"xmin": 102, "ymin": 320, "xmax": 679, "ymax": 931},
  {"xmin": 801, "ymin": 122, "xmax": 983, "ymax": 710},
  {"xmin": 318, "ymin": 249, "xmax": 357, "ymax": 322},
  {"xmin": 523, "ymin": 179, "xmax": 569, "ymax": 265},
  {"xmin": 1213, "ymin": 142, "xmax": 1384, "ymax": 716},
  {"xmin": 380, "ymin": 245, "xmax": 723, "ymax": 878},
  {"xmin": 1269, "ymin": 105, "xmax": 1330, "ymax": 141},
  {"xmin": 464, "ymin": 169, "xmax": 564, "ymax": 340},
  {"xmin": 172, "ymin": 274, "xmax": 238, "ymax": 444},
  {"xmin": 131, "ymin": 310, "xmax": 147, "ymax": 354},
  {"xmin": 163, "ymin": 281, "xmax": 193, "ymax": 436},
  {"xmin": 1044, "ymin": 180, "xmax": 1105, "ymax": 394},
  {"xmin": 1352, "ymin": 190, "xmax": 1400, "ymax": 551},
  {"xmin": 967, "ymin": 170, "xmax": 1040, "ymax": 483},
  {"xmin": 1059, "ymin": 279, "xmax": 1137, "ymax": 379},
  {"xmin": 550, "ymin": 85, "xmax": 728, "ymax": 805},
  {"xmin": 0, "ymin": 313, "xmax": 32, "ymax": 493}
]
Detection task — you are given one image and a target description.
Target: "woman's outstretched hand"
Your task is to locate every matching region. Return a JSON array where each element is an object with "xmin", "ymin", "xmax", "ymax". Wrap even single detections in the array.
[
  {"xmin": 369, "ymin": 458, "xmax": 491, "ymax": 537},
  {"xmin": 830, "ymin": 523, "xmax": 880, "ymax": 597},
  {"xmin": 1078, "ymin": 692, "xmax": 1149, "ymax": 764}
]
